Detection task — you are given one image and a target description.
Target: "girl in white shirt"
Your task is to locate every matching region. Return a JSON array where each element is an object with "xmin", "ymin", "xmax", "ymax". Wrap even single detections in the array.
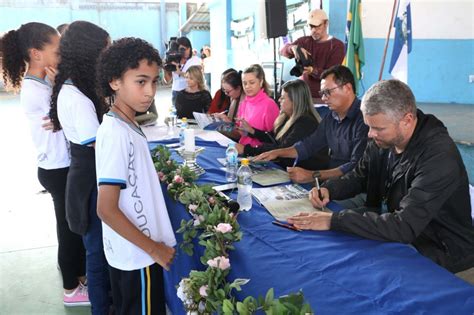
[
  {"xmin": 49, "ymin": 21, "xmax": 111, "ymax": 315},
  {"xmin": 0, "ymin": 22, "xmax": 88, "ymax": 306}
]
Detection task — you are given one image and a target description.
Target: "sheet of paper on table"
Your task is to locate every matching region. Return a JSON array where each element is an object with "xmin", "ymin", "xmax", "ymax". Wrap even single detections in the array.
[
  {"xmin": 218, "ymin": 158, "xmax": 289, "ymax": 186},
  {"xmin": 251, "ymin": 168, "xmax": 290, "ymax": 186},
  {"xmin": 252, "ymin": 184, "xmax": 331, "ymax": 221},
  {"xmin": 142, "ymin": 125, "xmax": 234, "ymax": 147}
]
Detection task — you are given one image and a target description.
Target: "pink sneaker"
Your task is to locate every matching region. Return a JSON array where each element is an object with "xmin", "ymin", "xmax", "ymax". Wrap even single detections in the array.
[{"xmin": 63, "ymin": 283, "xmax": 90, "ymax": 307}]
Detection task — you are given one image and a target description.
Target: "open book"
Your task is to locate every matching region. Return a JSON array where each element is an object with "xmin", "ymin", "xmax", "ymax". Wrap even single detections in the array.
[
  {"xmin": 192, "ymin": 112, "xmax": 234, "ymax": 131},
  {"xmin": 252, "ymin": 184, "xmax": 332, "ymax": 221}
]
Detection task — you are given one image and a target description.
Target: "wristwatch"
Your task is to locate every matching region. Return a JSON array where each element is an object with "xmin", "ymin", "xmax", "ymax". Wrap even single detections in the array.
[{"xmin": 312, "ymin": 170, "xmax": 321, "ymax": 180}]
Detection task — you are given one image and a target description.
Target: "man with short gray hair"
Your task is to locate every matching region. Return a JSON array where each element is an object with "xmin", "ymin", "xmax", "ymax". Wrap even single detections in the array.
[{"xmin": 288, "ymin": 80, "xmax": 474, "ymax": 280}]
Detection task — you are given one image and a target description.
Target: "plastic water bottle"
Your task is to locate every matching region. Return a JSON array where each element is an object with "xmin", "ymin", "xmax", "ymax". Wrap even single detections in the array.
[
  {"xmin": 169, "ymin": 106, "xmax": 177, "ymax": 126},
  {"xmin": 237, "ymin": 158, "xmax": 253, "ymax": 211},
  {"xmin": 225, "ymin": 143, "xmax": 238, "ymax": 182},
  {"xmin": 179, "ymin": 117, "xmax": 188, "ymax": 147}
]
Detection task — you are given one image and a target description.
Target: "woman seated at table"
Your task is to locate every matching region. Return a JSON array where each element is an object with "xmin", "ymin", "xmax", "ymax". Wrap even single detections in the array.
[
  {"xmin": 236, "ymin": 79, "xmax": 329, "ymax": 169},
  {"xmin": 235, "ymin": 64, "xmax": 279, "ymax": 147},
  {"xmin": 212, "ymin": 69, "xmax": 246, "ymax": 141},
  {"xmin": 175, "ymin": 65, "xmax": 212, "ymax": 119},
  {"xmin": 207, "ymin": 68, "xmax": 236, "ymax": 115}
]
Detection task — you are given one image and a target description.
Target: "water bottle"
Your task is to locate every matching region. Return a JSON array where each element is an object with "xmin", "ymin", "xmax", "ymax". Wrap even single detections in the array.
[
  {"xmin": 225, "ymin": 143, "xmax": 238, "ymax": 182},
  {"xmin": 237, "ymin": 158, "xmax": 253, "ymax": 211},
  {"xmin": 169, "ymin": 106, "xmax": 177, "ymax": 126},
  {"xmin": 179, "ymin": 117, "xmax": 188, "ymax": 147}
]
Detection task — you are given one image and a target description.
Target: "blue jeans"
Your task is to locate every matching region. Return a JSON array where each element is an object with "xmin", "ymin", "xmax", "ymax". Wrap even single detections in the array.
[{"xmin": 83, "ymin": 188, "xmax": 111, "ymax": 315}]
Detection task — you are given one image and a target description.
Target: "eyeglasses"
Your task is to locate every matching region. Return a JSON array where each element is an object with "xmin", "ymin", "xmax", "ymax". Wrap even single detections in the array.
[
  {"xmin": 318, "ymin": 84, "xmax": 344, "ymax": 98},
  {"xmin": 222, "ymin": 88, "xmax": 235, "ymax": 95}
]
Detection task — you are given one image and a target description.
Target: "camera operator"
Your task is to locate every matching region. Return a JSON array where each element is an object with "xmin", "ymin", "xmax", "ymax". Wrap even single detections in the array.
[
  {"xmin": 163, "ymin": 36, "xmax": 201, "ymax": 106},
  {"xmin": 280, "ymin": 9, "xmax": 345, "ymax": 103}
]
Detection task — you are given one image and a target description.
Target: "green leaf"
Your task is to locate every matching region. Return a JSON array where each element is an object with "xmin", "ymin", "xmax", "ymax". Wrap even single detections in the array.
[
  {"xmin": 222, "ymin": 299, "xmax": 235, "ymax": 314},
  {"xmin": 265, "ymin": 288, "xmax": 275, "ymax": 305},
  {"xmin": 236, "ymin": 302, "xmax": 250, "ymax": 315}
]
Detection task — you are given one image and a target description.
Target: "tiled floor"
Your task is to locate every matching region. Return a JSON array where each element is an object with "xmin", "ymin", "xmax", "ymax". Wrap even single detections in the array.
[{"xmin": 0, "ymin": 88, "xmax": 472, "ymax": 314}]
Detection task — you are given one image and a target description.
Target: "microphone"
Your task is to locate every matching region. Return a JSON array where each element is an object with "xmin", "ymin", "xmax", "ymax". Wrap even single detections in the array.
[{"xmin": 217, "ymin": 191, "xmax": 240, "ymax": 214}]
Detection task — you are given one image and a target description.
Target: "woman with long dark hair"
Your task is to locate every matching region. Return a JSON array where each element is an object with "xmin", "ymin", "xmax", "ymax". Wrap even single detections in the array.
[
  {"xmin": 236, "ymin": 79, "xmax": 329, "ymax": 169},
  {"xmin": 50, "ymin": 20, "xmax": 111, "ymax": 315},
  {"xmin": 163, "ymin": 36, "xmax": 201, "ymax": 106}
]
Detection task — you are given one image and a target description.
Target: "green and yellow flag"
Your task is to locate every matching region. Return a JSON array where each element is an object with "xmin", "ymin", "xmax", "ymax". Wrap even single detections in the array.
[{"xmin": 342, "ymin": 0, "xmax": 365, "ymax": 93}]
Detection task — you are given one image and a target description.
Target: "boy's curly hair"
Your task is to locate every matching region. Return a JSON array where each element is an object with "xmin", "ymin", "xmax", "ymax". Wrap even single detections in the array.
[{"xmin": 97, "ymin": 37, "xmax": 162, "ymax": 98}]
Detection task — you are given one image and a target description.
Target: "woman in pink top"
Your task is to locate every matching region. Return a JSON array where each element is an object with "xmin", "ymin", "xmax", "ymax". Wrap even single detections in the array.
[{"xmin": 237, "ymin": 64, "xmax": 279, "ymax": 147}]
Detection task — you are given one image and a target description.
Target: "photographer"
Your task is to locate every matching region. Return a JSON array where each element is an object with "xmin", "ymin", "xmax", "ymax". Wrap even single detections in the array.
[
  {"xmin": 280, "ymin": 9, "xmax": 345, "ymax": 103},
  {"xmin": 163, "ymin": 36, "xmax": 201, "ymax": 105}
]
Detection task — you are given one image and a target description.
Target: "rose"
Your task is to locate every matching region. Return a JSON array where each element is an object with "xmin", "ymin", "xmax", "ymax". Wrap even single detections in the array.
[
  {"xmin": 199, "ymin": 285, "xmax": 208, "ymax": 297},
  {"xmin": 215, "ymin": 223, "xmax": 233, "ymax": 234},
  {"xmin": 173, "ymin": 175, "xmax": 184, "ymax": 184},
  {"xmin": 167, "ymin": 183, "xmax": 174, "ymax": 190},
  {"xmin": 158, "ymin": 171, "xmax": 165, "ymax": 181},
  {"xmin": 207, "ymin": 256, "xmax": 230, "ymax": 270},
  {"xmin": 188, "ymin": 204, "xmax": 198, "ymax": 212}
]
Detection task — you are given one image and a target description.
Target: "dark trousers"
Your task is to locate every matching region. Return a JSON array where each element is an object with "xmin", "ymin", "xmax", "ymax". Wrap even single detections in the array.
[
  {"xmin": 109, "ymin": 263, "xmax": 165, "ymax": 315},
  {"xmin": 37, "ymin": 167, "xmax": 86, "ymax": 290},
  {"xmin": 82, "ymin": 187, "xmax": 112, "ymax": 315}
]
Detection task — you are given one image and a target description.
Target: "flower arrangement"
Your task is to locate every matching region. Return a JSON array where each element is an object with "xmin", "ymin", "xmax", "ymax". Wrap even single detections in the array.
[{"xmin": 151, "ymin": 145, "xmax": 313, "ymax": 314}]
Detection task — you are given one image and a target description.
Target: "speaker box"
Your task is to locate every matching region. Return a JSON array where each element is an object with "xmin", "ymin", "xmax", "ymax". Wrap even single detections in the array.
[{"xmin": 264, "ymin": 0, "xmax": 288, "ymax": 38}]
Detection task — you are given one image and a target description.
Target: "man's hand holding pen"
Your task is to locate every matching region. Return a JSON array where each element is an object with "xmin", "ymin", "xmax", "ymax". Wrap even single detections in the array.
[
  {"xmin": 287, "ymin": 179, "xmax": 333, "ymax": 231},
  {"xmin": 310, "ymin": 179, "xmax": 330, "ymax": 209}
]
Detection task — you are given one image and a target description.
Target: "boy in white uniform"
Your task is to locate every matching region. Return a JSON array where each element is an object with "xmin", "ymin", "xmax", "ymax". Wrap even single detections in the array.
[{"xmin": 96, "ymin": 37, "xmax": 176, "ymax": 314}]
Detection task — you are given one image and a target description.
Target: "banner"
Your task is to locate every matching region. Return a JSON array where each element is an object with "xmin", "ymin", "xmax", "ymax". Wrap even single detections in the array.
[{"xmin": 389, "ymin": 0, "xmax": 412, "ymax": 83}]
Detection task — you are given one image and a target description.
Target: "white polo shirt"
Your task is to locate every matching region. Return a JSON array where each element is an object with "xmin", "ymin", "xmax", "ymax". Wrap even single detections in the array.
[
  {"xmin": 96, "ymin": 113, "xmax": 177, "ymax": 270},
  {"xmin": 21, "ymin": 76, "xmax": 70, "ymax": 169},
  {"xmin": 57, "ymin": 83, "xmax": 100, "ymax": 145}
]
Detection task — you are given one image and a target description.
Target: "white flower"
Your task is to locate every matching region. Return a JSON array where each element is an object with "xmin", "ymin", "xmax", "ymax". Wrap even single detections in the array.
[{"xmin": 215, "ymin": 223, "xmax": 233, "ymax": 233}]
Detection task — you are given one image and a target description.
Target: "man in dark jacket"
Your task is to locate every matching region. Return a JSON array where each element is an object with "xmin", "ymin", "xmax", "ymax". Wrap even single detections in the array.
[{"xmin": 288, "ymin": 79, "xmax": 474, "ymax": 277}]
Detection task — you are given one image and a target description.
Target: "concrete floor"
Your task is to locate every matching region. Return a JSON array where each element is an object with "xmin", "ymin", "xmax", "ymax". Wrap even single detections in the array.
[
  {"xmin": 0, "ymin": 87, "xmax": 473, "ymax": 314},
  {"xmin": 0, "ymin": 88, "xmax": 172, "ymax": 315}
]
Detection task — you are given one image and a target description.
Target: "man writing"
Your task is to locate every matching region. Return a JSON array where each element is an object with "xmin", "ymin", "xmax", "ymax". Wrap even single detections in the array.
[
  {"xmin": 288, "ymin": 80, "xmax": 474, "ymax": 280},
  {"xmin": 280, "ymin": 9, "xmax": 345, "ymax": 102},
  {"xmin": 255, "ymin": 65, "xmax": 368, "ymax": 190}
]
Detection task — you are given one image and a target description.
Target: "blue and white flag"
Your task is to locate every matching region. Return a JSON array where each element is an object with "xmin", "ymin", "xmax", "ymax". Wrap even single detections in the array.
[{"xmin": 389, "ymin": 0, "xmax": 412, "ymax": 83}]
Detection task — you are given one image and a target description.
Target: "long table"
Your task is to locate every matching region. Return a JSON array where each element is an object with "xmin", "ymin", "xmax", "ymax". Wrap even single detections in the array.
[{"xmin": 146, "ymin": 133, "xmax": 474, "ymax": 315}]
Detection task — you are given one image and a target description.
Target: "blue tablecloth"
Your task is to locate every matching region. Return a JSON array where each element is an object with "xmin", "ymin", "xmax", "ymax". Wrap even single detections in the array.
[{"xmin": 150, "ymin": 138, "xmax": 474, "ymax": 315}]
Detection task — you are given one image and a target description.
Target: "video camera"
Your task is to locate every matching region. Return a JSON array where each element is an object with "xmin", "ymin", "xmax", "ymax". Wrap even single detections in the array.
[
  {"xmin": 289, "ymin": 46, "xmax": 313, "ymax": 77},
  {"xmin": 163, "ymin": 37, "xmax": 185, "ymax": 72}
]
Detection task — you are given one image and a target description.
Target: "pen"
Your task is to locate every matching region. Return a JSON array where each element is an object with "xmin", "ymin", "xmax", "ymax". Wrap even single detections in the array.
[
  {"xmin": 315, "ymin": 177, "xmax": 327, "ymax": 211},
  {"xmin": 292, "ymin": 157, "xmax": 298, "ymax": 167},
  {"xmin": 272, "ymin": 220, "xmax": 302, "ymax": 232}
]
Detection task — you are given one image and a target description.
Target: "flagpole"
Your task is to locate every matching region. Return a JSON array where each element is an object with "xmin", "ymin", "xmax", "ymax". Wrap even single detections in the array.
[{"xmin": 378, "ymin": 0, "xmax": 399, "ymax": 81}]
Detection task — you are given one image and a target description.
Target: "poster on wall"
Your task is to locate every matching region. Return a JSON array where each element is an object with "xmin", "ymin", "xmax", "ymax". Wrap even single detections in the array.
[
  {"xmin": 286, "ymin": 1, "xmax": 310, "ymax": 42},
  {"xmin": 230, "ymin": 15, "xmax": 255, "ymax": 49}
]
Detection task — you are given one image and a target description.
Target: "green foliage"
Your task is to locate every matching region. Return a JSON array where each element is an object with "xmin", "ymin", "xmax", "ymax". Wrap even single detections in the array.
[{"xmin": 152, "ymin": 145, "xmax": 314, "ymax": 314}]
